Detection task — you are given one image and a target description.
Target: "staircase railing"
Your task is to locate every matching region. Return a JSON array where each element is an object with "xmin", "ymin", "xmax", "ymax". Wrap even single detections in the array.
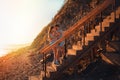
[
  {"xmin": 40, "ymin": 0, "xmax": 115, "ymax": 53},
  {"xmin": 39, "ymin": 0, "xmax": 117, "ymax": 79}
]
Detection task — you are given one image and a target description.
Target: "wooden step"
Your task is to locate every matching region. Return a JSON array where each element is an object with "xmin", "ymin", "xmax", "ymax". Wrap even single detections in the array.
[
  {"xmin": 116, "ymin": 14, "xmax": 120, "ymax": 19},
  {"xmin": 116, "ymin": 7, "xmax": 120, "ymax": 18},
  {"xmin": 29, "ymin": 75, "xmax": 40, "ymax": 80},
  {"xmin": 104, "ymin": 8, "xmax": 120, "ymax": 22},
  {"xmin": 85, "ymin": 39, "xmax": 94, "ymax": 46},
  {"xmin": 86, "ymin": 31, "xmax": 96, "ymax": 39},
  {"xmin": 95, "ymin": 25, "xmax": 106, "ymax": 32},
  {"xmin": 87, "ymin": 30, "xmax": 99, "ymax": 37},
  {"xmin": 85, "ymin": 35, "xmax": 94, "ymax": 41},
  {"xmin": 102, "ymin": 20, "xmax": 110, "ymax": 27},
  {"xmin": 95, "ymin": 25, "xmax": 102, "ymax": 32},
  {"xmin": 67, "ymin": 49, "xmax": 76, "ymax": 55},
  {"xmin": 116, "ymin": 7, "xmax": 120, "ymax": 14},
  {"xmin": 98, "ymin": 20, "xmax": 110, "ymax": 32},
  {"xmin": 77, "ymin": 41, "xmax": 82, "ymax": 46},
  {"xmin": 111, "ymin": 10, "xmax": 120, "ymax": 19},
  {"xmin": 103, "ymin": 16, "xmax": 114, "ymax": 23},
  {"xmin": 85, "ymin": 40, "xmax": 90, "ymax": 46},
  {"xmin": 110, "ymin": 12, "xmax": 115, "ymax": 20},
  {"xmin": 85, "ymin": 40, "xmax": 89, "ymax": 46},
  {"xmin": 103, "ymin": 11, "xmax": 117, "ymax": 24},
  {"xmin": 86, "ymin": 36, "xmax": 94, "ymax": 42},
  {"xmin": 72, "ymin": 44, "xmax": 82, "ymax": 50}
]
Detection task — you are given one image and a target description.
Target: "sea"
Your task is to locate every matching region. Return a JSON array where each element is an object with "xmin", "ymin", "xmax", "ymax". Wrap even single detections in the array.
[{"xmin": 0, "ymin": 43, "xmax": 30, "ymax": 57}]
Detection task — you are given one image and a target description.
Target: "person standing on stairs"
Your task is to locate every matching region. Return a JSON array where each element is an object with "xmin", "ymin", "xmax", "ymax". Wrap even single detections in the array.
[
  {"xmin": 47, "ymin": 25, "xmax": 61, "ymax": 65},
  {"xmin": 48, "ymin": 26, "xmax": 60, "ymax": 65},
  {"xmin": 48, "ymin": 25, "xmax": 66, "ymax": 66},
  {"xmin": 54, "ymin": 24, "xmax": 67, "ymax": 61}
]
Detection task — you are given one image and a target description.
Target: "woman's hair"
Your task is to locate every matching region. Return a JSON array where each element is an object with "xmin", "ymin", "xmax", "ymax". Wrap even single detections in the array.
[
  {"xmin": 48, "ymin": 26, "xmax": 54, "ymax": 33},
  {"xmin": 55, "ymin": 24, "xmax": 59, "ymax": 27},
  {"xmin": 48, "ymin": 24, "xmax": 60, "ymax": 34},
  {"xmin": 48, "ymin": 26, "xmax": 54, "ymax": 39}
]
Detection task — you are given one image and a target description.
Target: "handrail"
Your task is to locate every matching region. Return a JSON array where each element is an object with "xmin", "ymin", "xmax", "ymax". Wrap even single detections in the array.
[{"xmin": 40, "ymin": 0, "xmax": 114, "ymax": 54}]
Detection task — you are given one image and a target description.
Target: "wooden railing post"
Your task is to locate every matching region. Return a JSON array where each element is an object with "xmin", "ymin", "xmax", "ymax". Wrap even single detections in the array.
[
  {"xmin": 45, "ymin": 54, "xmax": 47, "ymax": 78},
  {"xmin": 88, "ymin": 21, "xmax": 90, "ymax": 33},
  {"xmin": 43, "ymin": 53, "xmax": 47, "ymax": 78},
  {"xmin": 90, "ymin": 48, "xmax": 94, "ymax": 62},
  {"xmin": 65, "ymin": 39, "xmax": 67, "ymax": 58},
  {"xmin": 113, "ymin": 0, "xmax": 116, "ymax": 19},
  {"xmin": 83, "ymin": 26, "xmax": 85, "ymax": 46},
  {"xmin": 100, "ymin": 12, "xmax": 102, "ymax": 32},
  {"xmin": 43, "ymin": 53, "xmax": 45, "ymax": 71}
]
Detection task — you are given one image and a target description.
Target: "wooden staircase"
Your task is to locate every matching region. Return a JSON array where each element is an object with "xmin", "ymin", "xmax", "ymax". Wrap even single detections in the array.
[
  {"xmin": 67, "ymin": 7, "xmax": 120, "ymax": 55},
  {"xmin": 29, "ymin": 0, "xmax": 120, "ymax": 80}
]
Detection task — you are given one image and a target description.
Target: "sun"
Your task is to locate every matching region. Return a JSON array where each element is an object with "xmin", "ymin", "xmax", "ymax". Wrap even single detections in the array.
[{"xmin": 0, "ymin": 49, "xmax": 8, "ymax": 57}]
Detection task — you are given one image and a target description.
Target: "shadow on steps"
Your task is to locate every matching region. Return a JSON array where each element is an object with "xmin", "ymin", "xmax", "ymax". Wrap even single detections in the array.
[{"xmin": 61, "ymin": 59, "xmax": 120, "ymax": 80}]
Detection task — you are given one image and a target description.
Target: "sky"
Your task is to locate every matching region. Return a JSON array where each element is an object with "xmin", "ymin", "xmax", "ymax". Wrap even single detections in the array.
[{"xmin": 0, "ymin": 0, "xmax": 64, "ymax": 56}]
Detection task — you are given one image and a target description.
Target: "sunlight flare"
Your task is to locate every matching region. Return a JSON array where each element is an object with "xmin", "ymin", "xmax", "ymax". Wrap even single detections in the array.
[{"xmin": 0, "ymin": 0, "xmax": 64, "ymax": 57}]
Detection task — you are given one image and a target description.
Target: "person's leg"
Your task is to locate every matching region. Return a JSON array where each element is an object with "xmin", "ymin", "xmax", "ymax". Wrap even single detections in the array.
[
  {"xmin": 56, "ymin": 48, "xmax": 60, "ymax": 61},
  {"xmin": 59, "ymin": 41, "xmax": 67, "ymax": 59},
  {"xmin": 61, "ymin": 46, "xmax": 67, "ymax": 59},
  {"xmin": 53, "ymin": 47, "xmax": 60, "ymax": 65},
  {"xmin": 52, "ymin": 47, "xmax": 56, "ymax": 61}
]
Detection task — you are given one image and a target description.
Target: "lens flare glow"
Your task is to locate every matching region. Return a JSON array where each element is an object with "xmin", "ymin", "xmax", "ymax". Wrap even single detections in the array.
[{"xmin": 0, "ymin": 0, "xmax": 64, "ymax": 57}]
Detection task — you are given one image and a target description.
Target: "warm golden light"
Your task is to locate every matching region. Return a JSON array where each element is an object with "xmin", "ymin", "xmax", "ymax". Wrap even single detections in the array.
[
  {"xmin": 0, "ymin": 49, "xmax": 7, "ymax": 57},
  {"xmin": 0, "ymin": 0, "xmax": 64, "ymax": 57}
]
